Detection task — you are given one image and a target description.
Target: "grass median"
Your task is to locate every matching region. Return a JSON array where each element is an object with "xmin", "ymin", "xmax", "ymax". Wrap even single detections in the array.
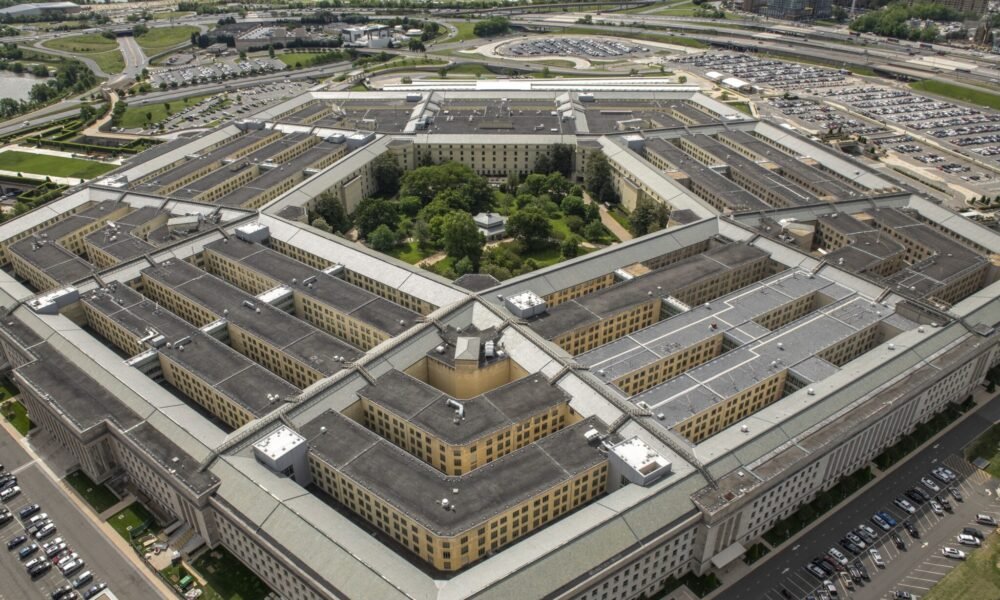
[
  {"xmin": 135, "ymin": 26, "xmax": 199, "ymax": 52},
  {"xmin": 911, "ymin": 80, "xmax": 1000, "ymax": 112},
  {"xmin": 42, "ymin": 33, "xmax": 124, "ymax": 74}
]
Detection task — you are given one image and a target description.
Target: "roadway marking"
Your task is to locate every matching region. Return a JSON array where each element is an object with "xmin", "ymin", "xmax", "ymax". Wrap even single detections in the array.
[
  {"xmin": 914, "ymin": 568, "xmax": 949, "ymax": 575},
  {"xmin": 10, "ymin": 460, "xmax": 36, "ymax": 475}
]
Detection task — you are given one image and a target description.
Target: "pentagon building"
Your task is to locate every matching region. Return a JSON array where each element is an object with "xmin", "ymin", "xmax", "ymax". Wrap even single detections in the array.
[{"xmin": 0, "ymin": 81, "xmax": 997, "ymax": 600}]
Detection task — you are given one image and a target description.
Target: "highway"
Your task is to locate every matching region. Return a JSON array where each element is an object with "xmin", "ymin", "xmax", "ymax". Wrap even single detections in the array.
[{"xmin": 716, "ymin": 391, "xmax": 1000, "ymax": 600}]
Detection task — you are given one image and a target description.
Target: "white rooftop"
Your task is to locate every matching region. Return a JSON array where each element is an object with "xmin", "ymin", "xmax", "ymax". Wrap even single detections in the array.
[{"xmin": 253, "ymin": 426, "xmax": 306, "ymax": 461}]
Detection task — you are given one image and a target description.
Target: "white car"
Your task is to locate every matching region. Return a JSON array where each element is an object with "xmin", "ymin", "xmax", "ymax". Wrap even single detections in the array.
[
  {"xmin": 957, "ymin": 534, "xmax": 982, "ymax": 547},
  {"xmin": 0, "ymin": 486, "xmax": 20, "ymax": 502},
  {"xmin": 921, "ymin": 477, "xmax": 941, "ymax": 492},
  {"xmin": 941, "ymin": 547, "xmax": 966, "ymax": 560},
  {"xmin": 828, "ymin": 547, "xmax": 849, "ymax": 565},
  {"xmin": 56, "ymin": 552, "xmax": 78, "ymax": 568},
  {"xmin": 930, "ymin": 501, "xmax": 943, "ymax": 515},
  {"xmin": 60, "ymin": 559, "xmax": 84, "ymax": 575},
  {"xmin": 894, "ymin": 497, "xmax": 916, "ymax": 514},
  {"xmin": 869, "ymin": 547, "xmax": 885, "ymax": 567}
]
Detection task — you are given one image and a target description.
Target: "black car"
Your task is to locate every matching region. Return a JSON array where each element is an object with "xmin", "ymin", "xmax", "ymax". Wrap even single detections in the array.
[
  {"xmin": 963, "ymin": 527, "xmax": 985, "ymax": 541},
  {"xmin": 840, "ymin": 539, "xmax": 862, "ymax": 555},
  {"xmin": 812, "ymin": 559, "xmax": 834, "ymax": 575},
  {"xmin": 28, "ymin": 560, "xmax": 51, "ymax": 578},
  {"xmin": 6, "ymin": 534, "xmax": 25, "ymax": 550},
  {"xmin": 854, "ymin": 560, "xmax": 870, "ymax": 581},
  {"xmin": 0, "ymin": 511, "xmax": 13, "ymax": 526},
  {"xmin": 937, "ymin": 495, "xmax": 953, "ymax": 512},
  {"xmin": 0, "ymin": 475, "xmax": 16, "ymax": 491},
  {"xmin": 892, "ymin": 532, "xmax": 906, "ymax": 550},
  {"xmin": 905, "ymin": 489, "xmax": 927, "ymax": 505},
  {"xmin": 904, "ymin": 521, "xmax": 920, "ymax": 539},
  {"xmin": 848, "ymin": 565, "xmax": 862, "ymax": 583},
  {"xmin": 855, "ymin": 528, "xmax": 876, "ymax": 544},
  {"xmin": 83, "ymin": 584, "xmax": 107, "ymax": 600},
  {"xmin": 820, "ymin": 557, "xmax": 841, "ymax": 573},
  {"xmin": 51, "ymin": 584, "xmax": 74, "ymax": 600},
  {"xmin": 17, "ymin": 504, "xmax": 40, "ymax": 519}
]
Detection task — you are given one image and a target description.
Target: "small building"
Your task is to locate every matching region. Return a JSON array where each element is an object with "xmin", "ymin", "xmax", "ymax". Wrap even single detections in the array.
[{"xmin": 473, "ymin": 212, "xmax": 507, "ymax": 241}]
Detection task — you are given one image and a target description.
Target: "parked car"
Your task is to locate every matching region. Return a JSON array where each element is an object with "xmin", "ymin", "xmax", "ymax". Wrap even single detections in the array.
[
  {"xmin": 51, "ymin": 584, "xmax": 75, "ymax": 599},
  {"xmin": 61, "ymin": 559, "xmax": 84, "ymax": 576},
  {"xmin": 45, "ymin": 542, "xmax": 67, "ymax": 558},
  {"xmin": 24, "ymin": 556, "xmax": 44, "ymax": 570},
  {"xmin": 812, "ymin": 559, "xmax": 834, "ymax": 576},
  {"xmin": 894, "ymin": 497, "xmax": 916, "ymax": 514},
  {"xmin": 871, "ymin": 514, "xmax": 891, "ymax": 531},
  {"xmin": 0, "ymin": 510, "xmax": 13, "ymax": 525},
  {"xmin": 845, "ymin": 531, "xmax": 867, "ymax": 549},
  {"xmin": 921, "ymin": 476, "xmax": 941, "ymax": 492},
  {"xmin": 878, "ymin": 510, "xmax": 898, "ymax": 527},
  {"xmin": 56, "ymin": 552, "xmax": 78, "ymax": 568},
  {"xmin": 905, "ymin": 488, "xmax": 928, "ymax": 504},
  {"xmin": 858, "ymin": 523, "xmax": 878, "ymax": 539},
  {"xmin": 854, "ymin": 527, "xmax": 875, "ymax": 544},
  {"xmin": 869, "ymin": 547, "xmax": 885, "ymax": 568},
  {"xmin": 34, "ymin": 522, "xmax": 56, "ymax": 540},
  {"xmin": 976, "ymin": 514, "xmax": 997, "ymax": 526},
  {"xmin": 854, "ymin": 560, "xmax": 869, "ymax": 581},
  {"xmin": 840, "ymin": 539, "xmax": 862, "ymax": 555},
  {"xmin": 18, "ymin": 504, "xmax": 40, "ymax": 519},
  {"xmin": 83, "ymin": 584, "xmax": 107, "ymax": 600},
  {"xmin": 25, "ymin": 513, "xmax": 48, "ymax": 527},
  {"xmin": 957, "ymin": 533, "xmax": 982, "ymax": 546},
  {"xmin": 937, "ymin": 495, "xmax": 953, "ymax": 512},
  {"xmin": 904, "ymin": 521, "xmax": 920, "ymax": 539},
  {"xmin": 963, "ymin": 527, "xmax": 984, "ymax": 540},
  {"xmin": 930, "ymin": 500, "xmax": 944, "ymax": 515},
  {"xmin": 17, "ymin": 542, "xmax": 36, "ymax": 559},
  {"xmin": 72, "ymin": 570, "xmax": 93, "ymax": 588},
  {"xmin": 949, "ymin": 487, "xmax": 963, "ymax": 502},
  {"xmin": 7, "ymin": 534, "xmax": 26, "ymax": 550},
  {"xmin": 806, "ymin": 563, "xmax": 827, "ymax": 579},
  {"xmin": 28, "ymin": 560, "xmax": 51, "ymax": 577},
  {"xmin": 892, "ymin": 532, "xmax": 906, "ymax": 550},
  {"xmin": 1, "ymin": 485, "xmax": 21, "ymax": 502},
  {"xmin": 894, "ymin": 591, "xmax": 913, "ymax": 599},
  {"xmin": 941, "ymin": 547, "xmax": 966, "ymax": 560},
  {"xmin": 931, "ymin": 467, "xmax": 951, "ymax": 483}
]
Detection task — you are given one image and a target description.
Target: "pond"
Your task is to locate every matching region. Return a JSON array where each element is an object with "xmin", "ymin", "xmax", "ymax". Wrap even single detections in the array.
[{"xmin": 0, "ymin": 72, "xmax": 45, "ymax": 102}]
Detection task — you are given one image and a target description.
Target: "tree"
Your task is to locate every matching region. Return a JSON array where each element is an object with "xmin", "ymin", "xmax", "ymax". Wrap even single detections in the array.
[
  {"xmin": 678, "ymin": 75, "xmax": 687, "ymax": 84},
  {"xmin": 454, "ymin": 256, "xmax": 474, "ymax": 276},
  {"xmin": 353, "ymin": 197, "xmax": 398, "ymax": 238},
  {"xmin": 401, "ymin": 162, "xmax": 493, "ymax": 213},
  {"xmin": 311, "ymin": 217, "xmax": 333, "ymax": 232},
  {"xmin": 372, "ymin": 153, "xmax": 403, "ymax": 197},
  {"xmin": 561, "ymin": 234, "xmax": 581, "ymax": 259},
  {"xmin": 368, "ymin": 224, "xmax": 397, "ymax": 252},
  {"xmin": 314, "ymin": 192, "xmax": 349, "ymax": 232},
  {"xmin": 550, "ymin": 143, "xmax": 574, "ymax": 177},
  {"xmin": 561, "ymin": 195, "xmax": 585, "ymax": 217},
  {"xmin": 408, "ymin": 38, "xmax": 425, "ymax": 52},
  {"xmin": 508, "ymin": 207, "xmax": 551, "ymax": 250},
  {"xmin": 132, "ymin": 24, "xmax": 149, "ymax": 37},
  {"xmin": 441, "ymin": 212, "xmax": 484, "ymax": 268},
  {"xmin": 584, "ymin": 151, "xmax": 613, "ymax": 200},
  {"xmin": 473, "ymin": 16, "xmax": 510, "ymax": 37},
  {"xmin": 832, "ymin": 5, "xmax": 848, "ymax": 22},
  {"xmin": 268, "ymin": 44, "xmax": 276, "ymax": 59},
  {"xmin": 629, "ymin": 196, "xmax": 669, "ymax": 237},
  {"xmin": 583, "ymin": 219, "xmax": 605, "ymax": 243}
]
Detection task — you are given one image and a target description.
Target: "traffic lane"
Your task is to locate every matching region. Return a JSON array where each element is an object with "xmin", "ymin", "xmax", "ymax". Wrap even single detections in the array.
[{"xmin": 718, "ymin": 394, "xmax": 1000, "ymax": 600}]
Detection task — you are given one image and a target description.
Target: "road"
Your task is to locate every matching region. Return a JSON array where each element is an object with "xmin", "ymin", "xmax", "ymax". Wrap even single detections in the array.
[
  {"xmin": 0, "ymin": 429, "xmax": 160, "ymax": 600},
  {"xmin": 716, "ymin": 392, "xmax": 1000, "ymax": 600},
  {"xmin": 118, "ymin": 35, "xmax": 147, "ymax": 79}
]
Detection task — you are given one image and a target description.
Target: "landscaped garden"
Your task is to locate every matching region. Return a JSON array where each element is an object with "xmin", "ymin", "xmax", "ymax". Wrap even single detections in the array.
[
  {"xmin": 0, "ymin": 150, "xmax": 115, "ymax": 179},
  {"xmin": 66, "ymin": 470, "xmax": 119, "ymax": 513},
  {"xmin": 108, "ymin": 502, "xmax": 160, "ymax": 542},
  {"xmin": 308, "ymin": 146, "xmax": 644, "ymax": 283}
]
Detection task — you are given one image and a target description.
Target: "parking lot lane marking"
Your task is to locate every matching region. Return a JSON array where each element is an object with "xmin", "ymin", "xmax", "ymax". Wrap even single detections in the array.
[
  {"xmin": 9, "ymin": 460, "xmax": 36, "ymax": 475},
  {"xmin": 914, "ymin": 568, "xmax": 949, "ymax": 575},
  {"xmin": 899, "ymin": 582, "xmax": 931, "ymax": 590}
]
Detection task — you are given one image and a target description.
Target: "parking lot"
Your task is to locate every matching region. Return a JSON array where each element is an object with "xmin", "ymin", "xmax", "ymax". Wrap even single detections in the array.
[
  {"xmin": 764, "ymin": 98, "xmax": 887, "ymax": 136},
  {"xmin": 822, "ymin": 86, "xmax": 1000, "ymax": 170},
  {"xmin": 499, "ymin": 37, "xmax": 648, "ymax": 59},
  {"xmin": 150, "ymin": 56, "xmax": 287, "ymax": 88},
  {"xmin": 128, "ymin": 80, "xmax": 313, "ymax": 133},
  {"xmin": 0, "ymin": 464, "xmax": 111, "ymax": 600},
  {"xmin": 668, "ymin": 52, "xmax": 850, "ymax": 89},
  {"xmin": 761, "ymin": 454, "xmax": 998, "ymax": 600}
]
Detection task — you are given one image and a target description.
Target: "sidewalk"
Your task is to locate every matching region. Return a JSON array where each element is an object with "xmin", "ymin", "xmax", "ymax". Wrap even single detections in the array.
[
  {"xmin": 704, "ymin": 390, "xmax": 993, "ymax": 600},
  {"xmin": 0, "ymin": 418, "xmax": 176, "ymax": 599}
]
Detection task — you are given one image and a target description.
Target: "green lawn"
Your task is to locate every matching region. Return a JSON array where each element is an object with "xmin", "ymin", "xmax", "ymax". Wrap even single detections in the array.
[
  {"xmin": 911, "ymin": 80, "xmax": 1000, "ymax": 112},
  {"xmin": 189, "ymin": 547, "xmax": 272, "ymax": 600},
  {"xmin": 0, "ymin": 150, "xmax": 114, "ymax": 179},
  {"xmin": 41, "ymin": 34, "xmax": 123, "ymax": 74},
  {"xmin": 966, "ymin": 423, "xmax": 1000, "ymax": 479},
  {"xmin": 66, "ymin": 470, "xmax": 119, "ymax": 513},
  {"xmin": 118, "ymin": 93, "xmax": 214, "ymax": 129},
  {"xmin": 2, "ymin": 401, "xmax": 31, "ymax": 436},
  {"xmin": 276, "ymin": 52, "xmax": 341, "ymax": 68},
  {"xmin": 107, "ymin": 502, "xmax": 160, "ymax": 542},
  {"xmin": 387, "ymin": 240, "xmax": 433, "ymax": 264},
  {"xmin": 442, "ymin": 63, "xmax": 493, "ymax": 77},
  {"xmin": 923, "ymin": 533, "xmax": 1000, "ymax": 600},
  {"xmin": 729, "ymin": 102, "xmax": 752, "ymax": 115},
  {"xmin": 136, "ymin": 26, "xmax": 198, "ymax": 52},
  {"xmin": 446, "ymin": 21, "xmax": 479, "ymax": 44}
]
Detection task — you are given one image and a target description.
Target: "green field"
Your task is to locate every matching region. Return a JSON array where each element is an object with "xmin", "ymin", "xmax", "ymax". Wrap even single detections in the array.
[
  {"xmin": 387, "ymin": 241, "xmax": 432, "ymax": 264},
  {"xmin": 42, "ymin": 33, "xmax": 123, "ymax": 74},
  {"xmin": 107, "ymin": 502, "xmax": 159, "ymax": 541},
  {"xmin": 118, "ymin": 94, "xmax": 213, "ymax": 129},
  {"xmin": 911, "ymin": 80, "xmax": 1000, "ymax": 112},
  {"xmin": 442, "ymin": 63, "xmax": 493, "ymax": 76},
  {"xmin": 923, "ymin": 534, "xmax": 1000, "ymax": 600},
  {"xmin": 966, "ymin": 423, "xmax": 1000, "ymax": 479},
  {"xmin": 276, "ymin": 52, "xmax": 339, "ymax": 68},
  {"xmin": 445, "ymin": 21, "xmax": 479, "ymax": 44},
  {"xmin": 190, "ymin": 547, "xmax": 273, "ymax": 600},
  {"xmin": 0, "ymin": 150, "xmax": 114, "ymax": 179},
  {"xmin": 66, "ymin": 470, "xmax": 119, "ymax": 513},
  {"xmin": 135, "ymin": 26, "xmax": 199, "ymax": 52},
  {"xmin": 2, "ymin": 400, "xmax": 31, "ymax": 436}
]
